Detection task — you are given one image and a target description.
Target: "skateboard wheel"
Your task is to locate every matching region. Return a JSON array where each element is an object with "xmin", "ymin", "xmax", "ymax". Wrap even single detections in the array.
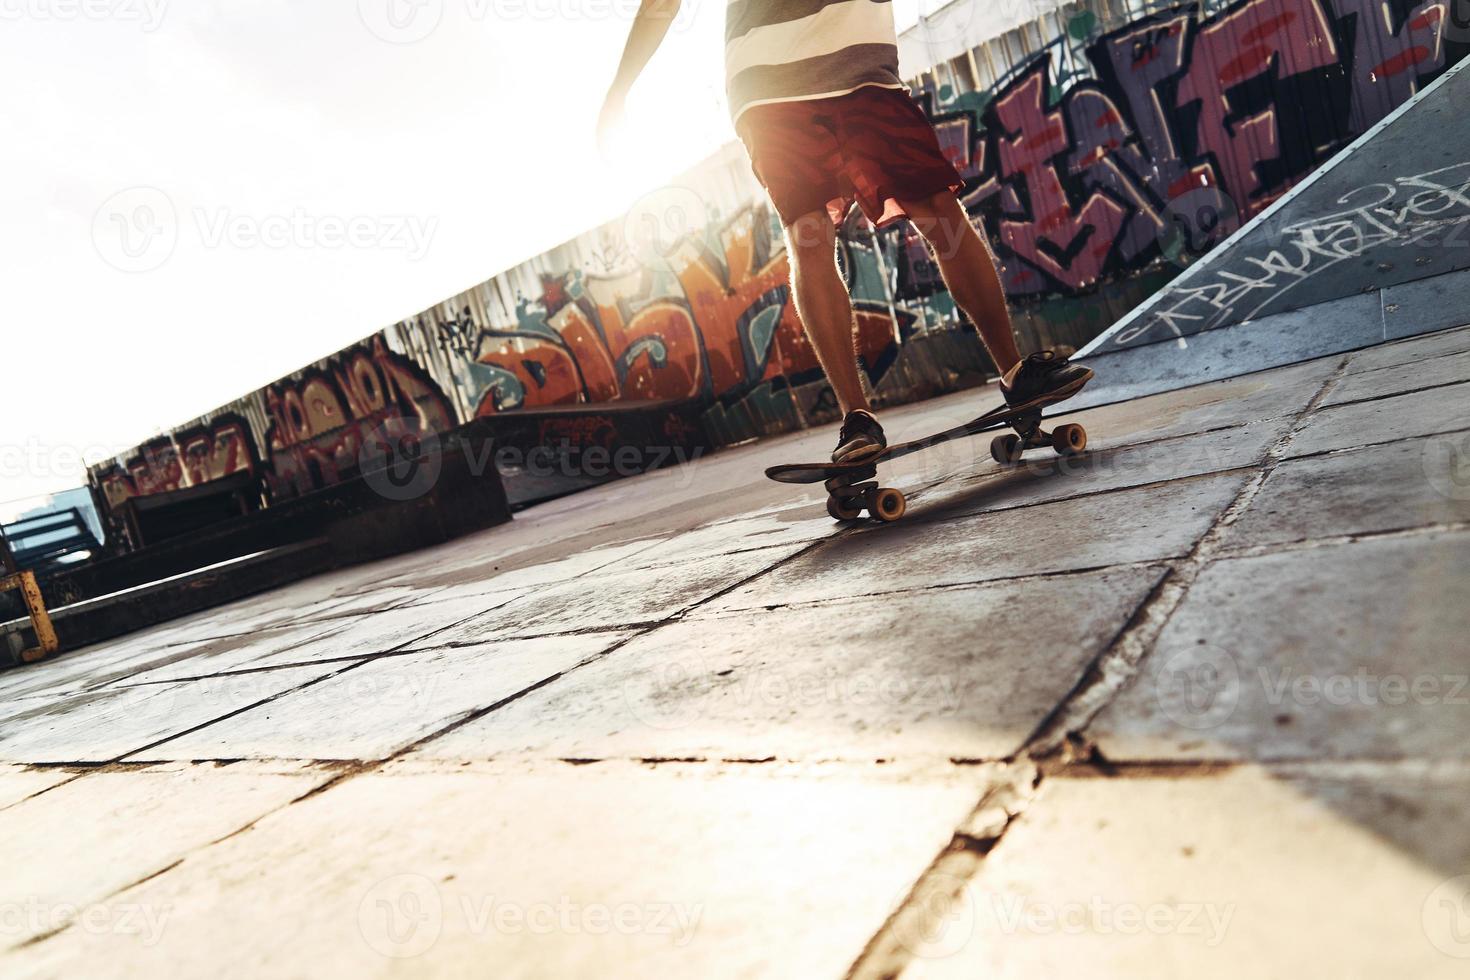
[
  {"xmin": 1051, "ymin": 423, "xmax": 1087, "ymax": 455},
  {"xmin": 990, "ymin": 433, "xmax": 1024, "ymax": 464},
  {"xmin": 827, "ymin": 494, "xmax": 864, "ymax": 522},
  {"xmin": 869, "ymin": 487, "xmax": 907, "ymax": 523}
]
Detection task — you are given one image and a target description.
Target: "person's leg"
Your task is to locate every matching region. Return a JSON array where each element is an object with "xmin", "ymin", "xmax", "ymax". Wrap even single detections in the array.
[
  {"xmin": 898, "ymin": 190, "xmax": 1022, "ymax": 374},
  {"xmin": 897, "ymin": 189, "xmax": 1093, "ymax": 406},
  {"xmin": 785, "ymin": 209, "xmax": 888, "ymax": 463},
  {"xmin": 785, "ymin": 210, "xmax": 869, "ymax": 416}
]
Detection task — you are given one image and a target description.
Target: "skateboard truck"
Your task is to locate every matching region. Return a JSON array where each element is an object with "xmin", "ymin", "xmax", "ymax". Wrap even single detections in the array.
[
  {"xmin": 988, "ymin": 411, "xmax": 1088, "ymax": 464},
  {"xmin": 824, "ymin": 467, "xmax": 908, "ymax": 524}
]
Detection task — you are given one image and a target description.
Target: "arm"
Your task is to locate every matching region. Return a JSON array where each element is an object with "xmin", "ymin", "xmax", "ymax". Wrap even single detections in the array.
[{"xmin": 597, "ymin": 0, "xmax": 683, "ymax": 150}]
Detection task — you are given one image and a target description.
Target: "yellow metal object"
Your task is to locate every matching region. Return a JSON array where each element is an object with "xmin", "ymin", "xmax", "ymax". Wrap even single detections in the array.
[{"xmin": 2, "ymin": 571, "xmax": 58, "ymax": 664}]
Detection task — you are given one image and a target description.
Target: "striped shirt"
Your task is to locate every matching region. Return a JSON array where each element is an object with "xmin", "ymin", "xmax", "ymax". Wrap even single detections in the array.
[{"xmin": 725, "ymin": 0, "xmax": 906, "ymax": 126}]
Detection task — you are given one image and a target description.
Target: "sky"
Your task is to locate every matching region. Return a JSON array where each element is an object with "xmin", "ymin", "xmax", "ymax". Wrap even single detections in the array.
[{"xmin": 2, "ymin": 0, "xmax": 938, "ymax": 520}]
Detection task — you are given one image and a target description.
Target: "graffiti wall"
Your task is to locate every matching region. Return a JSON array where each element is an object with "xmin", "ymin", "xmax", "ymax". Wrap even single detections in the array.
[
  {"xmin": 88, "ymin": 0, "xmax": 1460, "ymax": 543},
  {"xmin": 911, "ymin": 0, "xmax": 1458, "ymax": 300}
]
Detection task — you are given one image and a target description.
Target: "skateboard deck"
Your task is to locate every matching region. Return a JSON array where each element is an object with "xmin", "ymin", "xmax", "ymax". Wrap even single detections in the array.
[{"xmin": 765, "ymin": 389, "xmax": 1090, "ymax": 524}]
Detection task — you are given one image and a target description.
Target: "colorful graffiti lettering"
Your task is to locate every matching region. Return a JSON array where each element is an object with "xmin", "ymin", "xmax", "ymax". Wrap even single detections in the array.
[
  {"xmin": 917, "ymin": 0, "xmax": 1450, "ymax": 298},
  {"xmin": 264, "ymin": 337, "xmax": 455, "ymax": 500},
  {"xmin": 94, "ymin": 415, "xmax": 260, "ymax": 511},
  {"xmin": 431, "ymin": 203, "xmax": 900, "ymax": 418}
]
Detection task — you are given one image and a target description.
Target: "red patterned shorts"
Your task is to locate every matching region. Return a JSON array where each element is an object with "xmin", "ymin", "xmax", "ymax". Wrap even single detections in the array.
[{"xmin": 735, "ymin": 85, "xmax": 965, "ymax": 229}]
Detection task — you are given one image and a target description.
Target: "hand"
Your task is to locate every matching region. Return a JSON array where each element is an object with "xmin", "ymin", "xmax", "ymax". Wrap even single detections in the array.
[{"xmin": 596, "ymin": 90, "xmax": 626, "ymax": 159}]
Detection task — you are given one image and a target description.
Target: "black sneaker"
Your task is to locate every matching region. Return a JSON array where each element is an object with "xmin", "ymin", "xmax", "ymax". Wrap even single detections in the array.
[
  {"xmin": 1000, "ymin": 350, "xmax": 1094, "ymax": 408},
  {"xmin": 831, "ymin": 409, "xmax": 887, "ymax": 463}
]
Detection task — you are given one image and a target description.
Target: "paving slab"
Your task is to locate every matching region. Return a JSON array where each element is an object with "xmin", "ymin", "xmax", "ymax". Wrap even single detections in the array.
[
  {"xmin": 0, "ymin": 664, "xmax": 354, "ymax": 764},
  {"xmin": 899, "ymin": 765, "xmax": 1470, "ymax": 979},
  {"xmin": 238, "ymin": 591, "xmax": 533, "ymax": 667},
  {"xmin": 0, "ymin": 618, "xmax": 300, "ymax": 702},
  {"xmin": 918, "ymin": 419, "xmax": 1288, "ymax": 519},
  {"xmin": 1288, "ymin": 381, "xmax": 1470, "ymax": 457},
  {"xmin": 88, "ymin": 622, "xmax": 357, "ymax": 687},
  {"xmin": 1382, "ymin": 269, "xmax": 1470, "ymax": 340},
  {"xmin": 0, "ymin": 765, "xmax": 75, "ymax": 810},
  {"xmin": 0, "ymin": 761, "xmax": 336, "ymax": 950},
  {"xmin": 7, "ymin": 762, "xmax": 992, "ymax": 979},
  {"xmin": 396, "ymin": 540, "xmax": 671, "ymax": 606},
  {"xmin": 414, "ymin": 544, "xmax": 814, "ymax": 646},
  {"xmin": 1341, "ymin": 323, "xmax": 1470, "ymax": 375},
  {"xmin": 713, "ymin": 474, "xmax": 1246, "ymax": 612},
  {"xmin": 139, "ymin": 633, "xmax": 633, "ymax": 762},
  {"xmin": 414, "ymin": 568, "xmax": 1162, "ymax": 763},
  {"xmin": 1322, "ymin": 348, "xmax": 1470, "ymax": 408},
  {"xmin": 1092, "ymin": 531, "xmax": 1470, "ymax": 762},
  {"xmin": 618, "ymin": 513, "xmax": 838, "ymax": 570},
  {"xmin": 1231, "ymin": 436, "xmax": 1470, "ymax": 547},
  {"xmin": 1069, "ymin": 357, "xmax": 1340, "ymax": 444}
]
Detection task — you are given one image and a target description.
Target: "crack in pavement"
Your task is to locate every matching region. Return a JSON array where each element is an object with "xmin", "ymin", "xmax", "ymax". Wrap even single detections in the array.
[{"xmin": 841, "ymin": 355, "xmax": 1359, "ymax": 980}]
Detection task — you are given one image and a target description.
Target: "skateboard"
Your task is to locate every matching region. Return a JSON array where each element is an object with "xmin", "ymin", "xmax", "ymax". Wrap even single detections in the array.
[{"xmin": 765, "ymin": 393, "xmax": 1089, "ymax": 524}]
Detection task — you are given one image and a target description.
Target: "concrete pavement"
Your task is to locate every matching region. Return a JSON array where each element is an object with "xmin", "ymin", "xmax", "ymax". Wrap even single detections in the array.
[{"xmin": 2, "ymin": 323, "xmax": 1470, "ymax": 976}]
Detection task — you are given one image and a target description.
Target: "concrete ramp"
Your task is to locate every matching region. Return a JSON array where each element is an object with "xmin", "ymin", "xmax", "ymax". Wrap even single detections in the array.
[{"xmin": 1074, "ymin": 57, "xmax": 1470, "ymax": 406}]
